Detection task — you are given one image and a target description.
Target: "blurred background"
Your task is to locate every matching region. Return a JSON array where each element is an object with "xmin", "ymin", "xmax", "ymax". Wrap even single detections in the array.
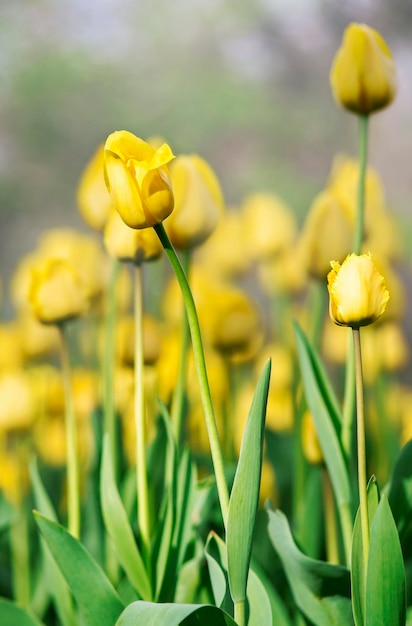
[{"xmin": 1, "ymin": 0, "xmax": 411, "ymax": 297}]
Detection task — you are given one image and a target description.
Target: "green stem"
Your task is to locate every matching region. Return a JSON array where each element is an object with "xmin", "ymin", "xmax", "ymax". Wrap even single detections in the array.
[
  {"xmin": 352, "ymin": 328, "xmax": 369, "ymax": 573},
  {"xmin": 58, "ymin": 324, "xmax": 80, "ymax": 539},
  {"xmin": 10, "ymin": 505, "xmax": 30, "ymax": 606},
  {"xmin": 342, "ymin": 331, "xmax": 355, "ymax": 458},
  {"xmin": 234, "ymin": 599, "xmax": 246, "ymax": 626},
  {"xmin": 323, "ymin": 469, "xmax": 339, "ymax": 564},
  {"xmin": 353, "ymin": 114, "xmax": 369, "ymax": 255},
  {"xmin": 134, "ymin": 264, "xmax": 151, "ymax": 561},
  {"xmin": 154, "ymin": 223, "xmax": 230, "ymax": 527},
  {"xmin": 170, "ymin": 249, "xmax": 191, "ymax": 446},
  {"xmin": 103, "ymin": 258, "xmax": 120, "ymax": 478},
  {"xmin": 308, "ymin": 279, "xmax": 327, "ymax": 351}
]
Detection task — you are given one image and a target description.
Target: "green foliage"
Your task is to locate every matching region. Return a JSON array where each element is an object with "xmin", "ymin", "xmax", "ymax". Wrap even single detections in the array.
[
  {"xmin": 227, "ymin": 359, "xmax": 271, "ymax": 605},
  {"xmin": 267, "ymin": 509, "xmax": 353, "ymax": 626}
]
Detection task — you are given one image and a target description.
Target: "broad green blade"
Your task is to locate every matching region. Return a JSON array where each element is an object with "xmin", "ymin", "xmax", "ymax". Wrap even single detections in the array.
[
  {"xmin": 100, "ymin": 436, "xmax": 152, "ymax": 600},
  {"xmin": 227, "ymin": 359, "xmax": 271, "ymax": 604},
  {"xmin": 388, "ymin": 439, "xmax": 412, "ymax": 541},
  {"xmin": 267, "ymin": 509, "xmax": 353, "ymax": 626},
  {"xmin": 294, "ymin": 322, "xmax": 351, "ymax": 511},
  {"xmin": 351, "ymin": 476, "xmax": 380, "ymax": 626},
  {"xmin": 31, "ymin": 459, "xmax": 77, "ymax": 626},
  {"xmin": 205, "ymin": 532, "xmax": 232, "ymax": 613},
  {"xmin": 247, "ymin": 567, "xmax": 273, "ymax": 626},
  {"xmin": 0, "ymin": 598, "xmax": 45, "ymax": 626},
  {"xmin": 365, "ymin": 495, "xmax": 406, "ymax": 626},
  {"xmin": 34, "ymin": 513, "xmax": 124, "ymax": 626},
  {"xmin": 115, "ymin": 601, "xmax": 237, "ymax": 625}
]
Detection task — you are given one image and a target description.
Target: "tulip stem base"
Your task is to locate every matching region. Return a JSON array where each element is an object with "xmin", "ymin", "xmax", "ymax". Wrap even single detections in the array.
[{"xmin": 154, "ymin": 222, "xmax": 230, "ymax": 527}]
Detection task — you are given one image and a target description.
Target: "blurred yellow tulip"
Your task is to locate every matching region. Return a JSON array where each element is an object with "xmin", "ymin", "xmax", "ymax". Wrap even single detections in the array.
[
  {"xmin": 77, "ymin": 143, "xmax": 113, "ymax": 231},
  {"xmin": 165, "ymin": 154, "xmax": 224, "ymax": 250},
  {"xmin": 104, "ymin": 208, "xmax": 163, "ymax": 264},
  {"xmin": 330, "ymin": 23, "xmax": 396, "ymax": 115}
]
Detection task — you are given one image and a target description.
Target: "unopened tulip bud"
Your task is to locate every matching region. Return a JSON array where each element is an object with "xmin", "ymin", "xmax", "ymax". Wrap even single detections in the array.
[
  {"xmin": 330, "ymin": 23, "xmax": 396, "ymax": 115},
  {"xmin": 327, "ymin": 253, "xmax": 389, "ymax": 328}
]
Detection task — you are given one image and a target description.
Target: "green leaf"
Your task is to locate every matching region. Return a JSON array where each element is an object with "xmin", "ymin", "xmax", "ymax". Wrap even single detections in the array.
[
  {"xmin": 0, "ymin": 598, "xmax": 45, "ymax": 626},
  {"xmin": 227, "ymin": 359, "xmax": 271, "ymax": 604},
  {"xmin": 100, "ymin": 435, "xmax": 152, "ymax": 601},
  {"xmin": 365, "ymin": 495, "xmax": 406, "ymax": 626},
  {"xmin": 205, "ymin": 532, "xmax": 232, "ymax": 613},
  {"xmin": 0, "ymin": 493, "xmax": 17, "ymax": 531},
  {"xmin": 115, "ymin": 601, "xmax": 237, "ymax": 626},
  {"xmin": 388, "ymin": 439, "xmax": 412, "ymax": 542},
  {"xmin": 247, "ymin": 567, "xmax": 273, "ymax": 626},
  {"xmin": 34, "ymin": 513, "xmax": 124, "ymax": 626},
  {"xmin": 351, "ymin": 477, "xmax": 380, "ymax": 626},
  {"xmin": 30, "ymin": 459, "xmax": 77, "ymax": 626},
  {"xmin": 293, "ymin": 322, "xmax": 351, "ymax": 510},
  {"xmin": 267, "ymin": 509, "xmax": 353, "ymax": 626}
]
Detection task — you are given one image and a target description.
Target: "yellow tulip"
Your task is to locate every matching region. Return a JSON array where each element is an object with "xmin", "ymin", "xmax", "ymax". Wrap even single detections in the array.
[
  {"xmin": 165, "ymin": 154, "xmax": 224, "ymax": 250},
  {"xmin": 327, "ymin": 253, "xmax": 389, "ymax": 328},
  {"xmin": 242, "ymin": 193, "xmax": 296, "ymax": 262},
  {"xmin": 104, "ymin": 130, "xmax": 175, "ymax": 229},
  {"xmin": 299, "ymin": 190, "xmax": 353, "ymax": 280},
  {"xmin": 0, "ymin": 370, "xmax": 36, "ymax": 434},
  {"xmin": 301, "ymin": 410, "xmax": 323, "ymax": 465},
  {"xmin": 104, "ymin": 208, "xmax": 163, "ymax": 263},
  {"xmin": 29, "ymin": 258, "xmax": 90, "ymax": 325},
  {"xmin": 330, "ymin": 23, "xmax": 396, "ymax": 115},
  {"xmin": 77, "ymin": 143, "xmax": 113, "ymax": 231}
]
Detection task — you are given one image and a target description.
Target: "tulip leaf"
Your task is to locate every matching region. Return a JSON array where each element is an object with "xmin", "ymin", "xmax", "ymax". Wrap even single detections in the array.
[
  {"xmin": 205, "ymin": 532, "xmax": 232, "ymax": 612},
  {"xmin": 0, "ymin": 598, "xmax": 45, "ymax": 626},
  {"xmin": 365, "ymin": 495, "xmax": 406, "ymax": 626},
  {"xmin": 100, "ymin": 435, "xmax": 152, "ymax": 601},
  {"xmin": 267, "ymin": 509, "xmax": 353, "ymax": 626},
  {"xmin": 30, "ymin": 459, "xmax": 77, "ymax": 626},
  {"xmin": 388, "ymin": 439, "xmax": 412, "ymax": 543},
  {"xmin": 293, "ymin": 321, "xmax": 351, "ymax": 510},
  {"xmin": 115, "ymin": 601, "xmax": 237, "ymax": 626},
  {"xmin": 351, "ymin": 476, "xmax": 380, "ymax": 626},
  {"xmin": 227, "ymin": 359, "xmax": 271, "ymax": 605},
  {"xmin": 34, "ymin": 512, "xmax": 124, "ymax": 626}
]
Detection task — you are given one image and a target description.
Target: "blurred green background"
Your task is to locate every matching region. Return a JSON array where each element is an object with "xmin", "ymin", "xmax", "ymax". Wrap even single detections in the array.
[{"xmin": 1, "ymin": 0, "xmax": 411, "ymax": 291}]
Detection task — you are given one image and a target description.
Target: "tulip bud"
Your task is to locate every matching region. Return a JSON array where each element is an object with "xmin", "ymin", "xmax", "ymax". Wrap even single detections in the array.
[
  {"xmin": 77, "ymin": 143, "xmax": 113, "ymax": 231},
  {"xmin": 330, "ymin": 23, "xmax": 396, "ymax": 115},
  {"xmin": 104, "ymin": 131, "xmax": 175, "ymax": 229},
  {"xmin": 103, "ymin": 208, "xmax": 163, "ymax": 264},
  {"xmin": 165, "ymin": 154, "xmax": 224, "ymax": 250},
  {"xmin": 29, "ymin": 258, "xmax": 90, "ymax": 325},
  {"xmin": 327, "ymin": 253, "xmax": 389, "ymax": 328}
]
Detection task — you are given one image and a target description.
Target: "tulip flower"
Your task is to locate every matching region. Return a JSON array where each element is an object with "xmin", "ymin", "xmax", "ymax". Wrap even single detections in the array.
[
  {"xmin": 104, "ymin": 130, "xmax": 175, "ymax": 229},
  {"xmin": 77, "ymin": 143, "xmax": 113, "ymax": 231},
  {"xmin": 103, "ymin": 208, "xmax": 163, "ymax": 264},
  {"xmin": 165, "ymin": 154, "xmax": 224, "ymax": 250},
  {"xmin": 330, "ymin": 23, "xmax": 396, "ymax": 115},
  {"xmin": 327, "ymin": 253, "xmax": 389, "ymax": 328},
  {"xmin": 29, "ymin": 258, "xmax": 90, "ymax": 325}
]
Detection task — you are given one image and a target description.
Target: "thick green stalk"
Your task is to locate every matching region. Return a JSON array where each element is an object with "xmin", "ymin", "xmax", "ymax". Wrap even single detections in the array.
[
  {"xmin": 134, "ymin": 265, "xmax": 151, "ymax": 560},
  {"xmin": 170, "ymin": 249, "xmax": 191, "ymax": 446},
  {"xmin": 154, "ymin": 223, "xmax": 230, "ymax": 527},
  {"xmin": 352, "ymin": 327, "xmax": 369, "ymax": 573},
  {"xmin": 353, "ymin": 114, "xmax": 369, "ymax": 255},
  {"xmin": 58, "ymin": 324, "xmax": 80, "ymax": 539},
  {"xmin": 10, "ymin": 505, "xmax": 30, "ymax": 606}
]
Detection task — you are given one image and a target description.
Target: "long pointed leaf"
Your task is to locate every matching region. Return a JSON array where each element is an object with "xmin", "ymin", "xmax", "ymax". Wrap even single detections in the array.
[
  {"xmin": 294, "ymin": 321, "xmax": 351, "ymax": 510},
  {"xmin": 115, "ymin": 601, "xmax": 237, "ymax": 626},
  {"xmin": 100, "ymin": 435, "xmax": 152, "ymax": 600},
  {"xmin": 267, "ymin": 509, "xmax": 353, "ymax": 626},
  {"xmin": 365, "ymin": 495, "xmax": 406, "ymax": 626},
  {"xmin": 227, "ymin": 359, "xmax": 271, "ymax": 604},
  {"xmin": 34, "ymin": 513, "xmax": 124, "ymax": 626}
]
